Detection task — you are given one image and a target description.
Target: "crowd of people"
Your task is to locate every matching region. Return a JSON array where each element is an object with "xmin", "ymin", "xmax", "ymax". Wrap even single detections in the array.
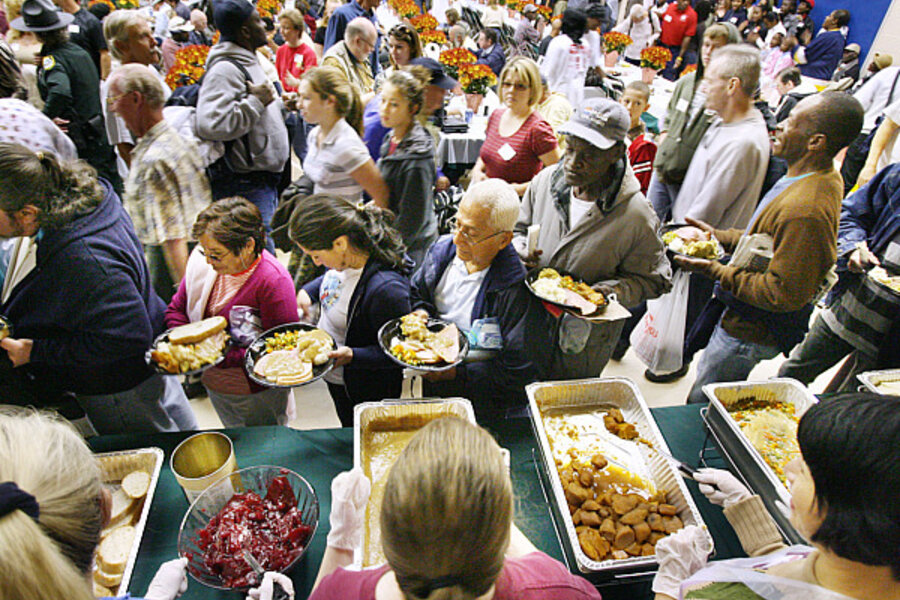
[{"xmin": 1, "ymin": 0, "xmax": 899, "ymax": 597}]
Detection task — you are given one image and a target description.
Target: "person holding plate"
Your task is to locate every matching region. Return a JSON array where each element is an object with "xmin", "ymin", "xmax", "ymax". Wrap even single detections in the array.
[
  {"xmin": 166, "ymin": 197, "xmax": 299, "ymax": 427},
  {"xmin": 290, "ymin": 194, "xmax": 411, "ymax": 426},
  {"xmin": 410, "ymin": 179, "xmax": 535, "ymax": 420},
  {"xmin": 513, "ymin": 97, "xmax": 671, "ymax": 381}
]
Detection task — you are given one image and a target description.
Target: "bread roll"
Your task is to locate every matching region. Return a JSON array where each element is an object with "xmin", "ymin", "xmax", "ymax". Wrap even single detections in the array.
[
  {"xmin": 97, "ymin": 525, "xmax": 135, "ymax": 574},
  {"xmin": 168, "ymin": 316, "xmax": 227, "ymax": 345}
]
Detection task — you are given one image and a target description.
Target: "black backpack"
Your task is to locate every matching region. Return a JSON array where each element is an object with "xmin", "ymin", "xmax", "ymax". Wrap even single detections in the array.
[{"xmin": 165, "ymin": 56, "xmax": 251, "ymax": 107}]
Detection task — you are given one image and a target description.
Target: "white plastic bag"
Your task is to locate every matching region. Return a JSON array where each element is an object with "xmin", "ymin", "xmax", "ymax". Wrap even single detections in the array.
[{"xmin": 630, "ymin": 270, "xmax": 690, "ymax": 373}]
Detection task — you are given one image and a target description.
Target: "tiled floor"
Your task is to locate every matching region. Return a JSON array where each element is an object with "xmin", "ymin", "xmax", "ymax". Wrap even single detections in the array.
[{"xmin": 190, "ymin": 327, "xmax": 843, "ymax": 430}]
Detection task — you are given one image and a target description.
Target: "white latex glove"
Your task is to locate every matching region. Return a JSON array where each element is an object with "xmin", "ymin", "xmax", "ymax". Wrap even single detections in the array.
[
  {"xmin": 246, "ymin": 572, "xmax": 295, "ymax": 600},
  {"xmin": 694, "ymin": 468, "xmax": 753, "ymax": 508},
  {"xmin": 651, "ymin": 525, "xmax": 711, "ymax": 598},
  {"xmin": 326, "ymin": 467, "xmax": 371, "ymax": 551},
  {"xmin": 144, "ymin": 557, "xmax": 188, "ymax": 600}
]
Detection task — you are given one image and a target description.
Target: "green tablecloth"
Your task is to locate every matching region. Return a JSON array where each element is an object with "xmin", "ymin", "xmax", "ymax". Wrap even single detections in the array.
[{"xmin": 89, "ymin": 404, "xmax": 745, "ymax": 600}]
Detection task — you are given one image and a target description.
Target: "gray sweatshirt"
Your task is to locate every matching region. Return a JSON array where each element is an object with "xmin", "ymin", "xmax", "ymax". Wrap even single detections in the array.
[
  {"xmin": 196, "ymin": 42, "xmax": 289, "ymax": 174},
  {"xmin": 671, "ymin": 109, "xmax": 770, "ymax": 230}
]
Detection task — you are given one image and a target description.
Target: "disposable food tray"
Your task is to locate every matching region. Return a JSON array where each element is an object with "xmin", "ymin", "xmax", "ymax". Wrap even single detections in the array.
[{"xmin": 857, "ymin": 369, "xmax": 900, "ymax": 396}]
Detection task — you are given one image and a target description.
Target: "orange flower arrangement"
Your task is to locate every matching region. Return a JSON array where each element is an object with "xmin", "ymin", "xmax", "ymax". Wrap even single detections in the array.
[
  {"xmin": 506, "ymin": 0, "xmax": 524, "ymax": 12},
  {"xmin": 89, "ymin": 0, "xmax": 116, "ymax": 10},
  {"xmin": 601, "ymin": 32, "xmax": 632, "ymax": 55},
  {"xmin": 256, "ymin": 0, "xmax": 281, "ymax": 19},
  {"xmin": 536, "ymin": 4, "xmax": 551, "ymax": 17},
  {"xmin": 409, "ymin": 13, "xmax": 438, "ymax": 32},
  {"xmin": 458, "ymin": 63, "xmax": 496, "ymax": 94},
  {"xmin": 389, "ymin": 0, "xmax": 420, "ymax": 19},
  {"xmin": 640, "ymin": 46, "xmax": 672, "ymax": 70},
  {"xmin": 165, "ymin": 44, "xmax": 210, "ymax": 90},
  {"xmin": 439, "ymin": 47, "xmax": 476, "ymax": 79},
  {"xmin": 679, "ymin": 63, "xmax": 698, "ymax": 77},
  {"xmin": 115, "ymin": 0, "xmax": 138, "ymax": 8},
  {"xmin": 419, "ymin": 29, "xmax": 447, "ymax": 45}
]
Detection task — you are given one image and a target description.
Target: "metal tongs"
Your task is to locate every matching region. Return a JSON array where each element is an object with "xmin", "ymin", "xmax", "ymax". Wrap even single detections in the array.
[
  {"xmin": 646, "ymin": 445, "xmax": 703, "ymax": 483},
  {"xmin": 241, "ymin": 548, "xmax": 291, "ymax": 600}
]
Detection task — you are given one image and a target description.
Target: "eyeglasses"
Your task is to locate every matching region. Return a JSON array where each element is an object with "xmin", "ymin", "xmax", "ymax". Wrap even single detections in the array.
[
  {"xmin": 106, "ymin": 91, "xmax": 130, "ymax": 106},
  {"xmin": 449, "ymin": 216, "xmax": 509, "ymax": 246},
  {"xmin": 198, "ymin": 246, "xmax": 229, "ymax": 263}
]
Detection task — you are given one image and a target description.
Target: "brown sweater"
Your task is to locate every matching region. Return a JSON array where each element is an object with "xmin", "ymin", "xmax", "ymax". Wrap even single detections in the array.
[{"xmin": 707, "ymin": 169, "xmax": 843, "ymax": 347}]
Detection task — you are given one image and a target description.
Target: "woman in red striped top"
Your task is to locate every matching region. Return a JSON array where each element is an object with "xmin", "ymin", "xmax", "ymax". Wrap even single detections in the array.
[{"xmin": 470, "ymin": 57, "xmax": 560, "ymax": 195}]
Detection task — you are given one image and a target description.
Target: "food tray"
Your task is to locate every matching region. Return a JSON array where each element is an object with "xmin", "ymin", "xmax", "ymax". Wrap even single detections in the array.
[
  {"xmin": 95, "ymin": 447, "xmax": 164, "ymax": 595},
  {"xmin": 660, "ymin": 223, "xmax": 725, "ymax": 261},
  {"xmin": 244, "ymin": 323, "xmax": 336, "ymax": 388},
  {"xmin": 145, "ymin": 329, "xmax": 228, "ymax": 376},
  {"xmin": 377, "ymin": 317, "xmax": 469, "ymax": 372},
  {"xmin": 527, "ymin": 377, "xmax": 713, "ymax": 575},
  {"xmin": 857, "ymin": 369, "xmax": 900, "ymax": 396},
  {"xmin": 702, "ymin": 379, "xmax": 817, "ymax": 544},
  {"xmin": 524, "ymin": 267, "xmax": 608, "ymax": 317},
  {"xmin": 353, "ymin": 398, "xmax": 475, "ymax": 568}
]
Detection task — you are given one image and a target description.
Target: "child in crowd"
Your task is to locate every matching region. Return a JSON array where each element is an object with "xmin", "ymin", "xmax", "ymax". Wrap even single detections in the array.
[{"xmin": 620, "ymin": 81, "xmax": 657, "ymax": 195}]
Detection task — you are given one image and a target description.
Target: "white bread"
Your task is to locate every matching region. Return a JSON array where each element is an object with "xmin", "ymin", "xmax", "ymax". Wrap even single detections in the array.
[
  {"xmin": 168, "ymin": 316, "xmax": 227, "ymax": 345},
  {"xmin": 121, "ymin": 471, "xmax": 150, "ymax": 499},
  {"xmin": 93, "ymin": 563, "xmax": 123, "ymax": 588},
  {"xmin": 107, "ymin": 487, "xmax": 138, "ymax": 528},
  {"xmin": 97, "ymin": 525, "xmax": 135, "ymax": 574},
  {"xmin": 93, "ymin": 581, "xmax": 113, "ymax": 597}
]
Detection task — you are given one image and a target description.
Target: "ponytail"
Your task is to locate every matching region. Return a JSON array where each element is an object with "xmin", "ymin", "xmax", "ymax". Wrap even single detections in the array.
[
  {"xmin": 303, "ymin": 66, "xmax": 365, "ymax": 136},
  {"xmin": 287, "ymin": 194, "xmax": 407, "ymax": 270}
]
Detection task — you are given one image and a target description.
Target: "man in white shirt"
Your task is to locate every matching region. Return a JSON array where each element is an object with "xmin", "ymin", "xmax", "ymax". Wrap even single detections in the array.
[{"xmin": 410, "ymin": 179, "xmax": 535, "ymax": 420}]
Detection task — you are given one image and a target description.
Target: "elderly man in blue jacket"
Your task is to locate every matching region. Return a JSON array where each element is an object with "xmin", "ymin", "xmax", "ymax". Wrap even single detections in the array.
[{"xmin": 410, "ymin": 179, "xmax": 535, "ymax": 420}]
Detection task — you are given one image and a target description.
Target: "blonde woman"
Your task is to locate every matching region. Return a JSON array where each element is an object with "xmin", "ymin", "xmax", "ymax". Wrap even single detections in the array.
[
  {"xmin": 0, "ymin": 409, "xmax": 193, "ymax": 600},
  {"xmin": 308, "ymin": 417, "xmax": 602, "ymax": 599},
  {"xmin": 481, "ymin": 0, "xmax": 506, "ymax": 29},
  {"xmin": 471, "ymin": 57, "xmax": 560, "ymax": 195}
]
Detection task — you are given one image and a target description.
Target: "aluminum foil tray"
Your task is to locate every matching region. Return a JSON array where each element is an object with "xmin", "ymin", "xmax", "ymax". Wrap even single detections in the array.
[
  {"xmin": 353, "ymin": 398, "xmax": 475, "ymax": 568},
  {"xmin": 857, "ymin": 369, "xmax": 900, "ymax": 396},
  {"xmin": 95, "ymin": 446, "xmax": 164, "ymax": 595},
  {"xmin": 527, "ymin": 377, "xmax": 712, "ymax": 574}
]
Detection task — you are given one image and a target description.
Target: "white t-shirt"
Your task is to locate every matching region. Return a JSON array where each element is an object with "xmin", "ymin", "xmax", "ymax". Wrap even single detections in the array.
[
  {"xmin": 434, "ymin": 256, "xmax": 488, "ymax": 331},
  {"xmin": 316, "ymin": 267, "xmax": 363, "ymax": 384},
  {"xmin": 541, "ymin": 34, "xmax": 593, "ymax": 108},
  {"xmin": 877, "ymin": 98, "xmax": 900, "ymax": 173},
  {"xmin": 569, "ymin": 194, "xmax": 595, "ymax": 230}
]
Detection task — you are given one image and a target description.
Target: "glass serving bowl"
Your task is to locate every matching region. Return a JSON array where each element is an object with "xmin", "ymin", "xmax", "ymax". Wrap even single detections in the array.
[{"xmin": 177, "ymin": 465, "xmax": 319, "ymax": 590}]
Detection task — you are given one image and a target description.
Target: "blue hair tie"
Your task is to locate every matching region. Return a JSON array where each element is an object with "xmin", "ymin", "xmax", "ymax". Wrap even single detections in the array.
[{"xmin": 0, "ymin": 481, "xmax": 40, "ymax": 521}]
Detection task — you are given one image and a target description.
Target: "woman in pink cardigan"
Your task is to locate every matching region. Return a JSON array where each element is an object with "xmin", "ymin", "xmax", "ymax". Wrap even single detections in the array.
[{"xmin": 166, "ymin": 197, "xmax": 300, "ymax": 427}]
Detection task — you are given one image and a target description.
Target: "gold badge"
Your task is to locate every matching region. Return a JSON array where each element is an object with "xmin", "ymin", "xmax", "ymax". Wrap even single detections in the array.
[{"xmin": 42, "ymin": 55, "xmax": 56, "ymax": 70}]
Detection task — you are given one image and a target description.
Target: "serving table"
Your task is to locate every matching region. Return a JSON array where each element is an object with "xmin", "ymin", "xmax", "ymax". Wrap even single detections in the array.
[{"xmin": 90, "ymin": 404, "xmax": 746, "ymax": 599}]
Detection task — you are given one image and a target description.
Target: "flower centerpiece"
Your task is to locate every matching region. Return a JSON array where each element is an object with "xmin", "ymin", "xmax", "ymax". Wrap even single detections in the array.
[
  {"xmin": 601, "ymin": 31, "xmax": 632, "ymax": 66},
  {"xmin": 420, "ymin": 29, "xmax": 447, "ymax": 46},
  {"xmin": 640, "ymin": 45, "xmax": 672, "ymax": 83},
  {"xmin": 388, "ymin": 0, "xmax": 420, "ymax": 19},
  {"xmin": 458, "ymin": 62, "xmax": 496, "ymax": 111},
  {"xmin": 256, "ymin": 0, "xmax": 281, "ymax": 19},
  {"xmin": 439, "ymin": 47, "xmax": 476, "ymax": 80},
  {"xmin": 165, "ymin": 44, "xmax": 210, "ymax": 90},
  {"xmin": 409, "ymin": 12, "xmax": 438, "ymax": 32},
  {"xmin": 506, "ymin": 0, "xmax": 525, "ymax": 12},
  {"xmin": 536, "ymin": 4, "xmax": 551, "ymax": 17}
]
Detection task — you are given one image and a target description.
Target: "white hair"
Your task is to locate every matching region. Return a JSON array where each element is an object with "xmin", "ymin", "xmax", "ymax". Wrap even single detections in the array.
[
  {"xmin": 463, "ymin": 179, "xmax": 520, "ymax": 232},
  {"xmin": 630, "ymin": 4, "xmax": 646, "ymax": 18}
]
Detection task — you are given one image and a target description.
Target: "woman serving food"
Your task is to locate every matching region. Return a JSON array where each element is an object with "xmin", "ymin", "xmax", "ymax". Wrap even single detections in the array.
[{"xmin": 165, "ymin": 197, "xmax": 299, "ymax": 427}]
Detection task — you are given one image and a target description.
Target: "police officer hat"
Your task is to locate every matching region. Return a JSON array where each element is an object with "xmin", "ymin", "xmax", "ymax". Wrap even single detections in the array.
[{"xmin": 10, "ymin": 0, "xmax": 75, "ymax": 32}]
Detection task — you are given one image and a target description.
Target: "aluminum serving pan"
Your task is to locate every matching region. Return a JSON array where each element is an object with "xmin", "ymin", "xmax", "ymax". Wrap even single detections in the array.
[
  {"xmin": 858, "ymin": 369, "xmax": 900, "ymax": 396},
  {"xmin": 527, "ymin": 377, "xmax": 713, "ymax": 574},
  {"xmin": 95, "ymin": 447, "xmax": 164, "ymax": 595},
  {"xmin": 352, "ymin": 398, "xmax": 476, "ymax": 568}
]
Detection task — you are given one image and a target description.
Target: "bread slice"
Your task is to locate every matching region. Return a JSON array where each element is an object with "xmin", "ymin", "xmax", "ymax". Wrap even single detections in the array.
[
  {"xmin": 97, "ymin": 525, "xmax": 135, "ymax": 574},
  {"xmin": 121, "ymin": 471, "xmax": 150, "ymax": 500},
  {"xmin": 93, "ymin": 581, "xmax": 113, "ymax": 597},
  {"xmin": 94, "ymin": 563, "xmax": 123, "ymax": 588},
  {"xmin": 107, "ymin": 487, "xmax": 138, "ymax": 528},
  {"xmin": 168, "ymin": 316, "xmax": 227, "ymax": 345}
]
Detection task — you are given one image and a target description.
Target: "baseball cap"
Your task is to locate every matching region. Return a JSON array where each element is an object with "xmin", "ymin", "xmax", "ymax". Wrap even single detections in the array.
[
  {"xmin": 409, "ymin": 57, "xmax": 458, "ymax": 90},
  {"xmin": 169, "ymin": 16, "xmax": 195, "ymax": 33},
  {"xmin": 558, "ymin": 98, "xmax": 629, "ymax": 150},
  {"xmin": 213, "ymin": 0, "xmax": 256, "ymax": 42},
  {"xmin": 523, "ymin": 4, "xmax": 538, "ymax": 13},
  {"xmin": 843, "ymin": 43, "xmax": 860, "ymax": 54},
  {"xmin": 874, "ymin": 53, "xmax": 894, "ymax": 70}
]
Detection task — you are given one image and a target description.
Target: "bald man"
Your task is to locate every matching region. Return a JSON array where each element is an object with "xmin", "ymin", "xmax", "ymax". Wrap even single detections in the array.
[{"xmin": 322, "ymin": 16, "xmax": 377, "ymax": 103}]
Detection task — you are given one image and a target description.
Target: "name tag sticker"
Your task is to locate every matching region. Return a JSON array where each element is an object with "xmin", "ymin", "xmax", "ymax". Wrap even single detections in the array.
[
  {"xmin": 68, "ymin": 23, "xmax": 80, "ymax": 33},
  {"xmin": 676, "ymin": 98, "xmax": 690, "ymax": 112},
  {"xmin": 498, "ymin": 143, "xmax": 516, "ymax": 161},
  {"xmin": 664, "ymin": 14, "xmax": 672, "ymax": 22}
]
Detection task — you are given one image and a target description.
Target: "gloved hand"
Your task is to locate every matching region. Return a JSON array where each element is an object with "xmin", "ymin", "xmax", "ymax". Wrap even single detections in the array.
[
  {"xmin": 694, "ymin": 468, "xmax": 753, "ymax": 508},
  {"xmin": 144, "ymin": 557, "xmax": 188, "ymax": 600},
  {"xmin": 326, "ymin": 467, "xmax": 371, "ymax": 551},
  {"xmin": 651, "ymin": 525, "xmax": 711, "ymax": 598},
  {"xmin": 246, "ymin": 572, "xmax": 295, "ymax": 600}
]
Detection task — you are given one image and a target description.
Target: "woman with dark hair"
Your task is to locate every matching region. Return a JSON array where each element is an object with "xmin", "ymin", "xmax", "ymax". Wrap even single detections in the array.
[
  {"xmin": 540, "ymin": 8, "xmax": 595, "ymax": 108},
  {"xmin": 653, "ymin": 392, "xmax": 900, "ymax": 600},
  {"xmin": 166, "ymin": 197, "xmax": 299, "ymax": 427},
  {"xmin": 289, "ymin": 194, "xmax": 411, "ymax": 426}
]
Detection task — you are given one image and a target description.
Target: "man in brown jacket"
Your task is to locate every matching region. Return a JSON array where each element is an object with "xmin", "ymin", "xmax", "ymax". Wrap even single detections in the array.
[{"xmin": 674, "ymin": 91, "xmax": 864, "ymax": 403}]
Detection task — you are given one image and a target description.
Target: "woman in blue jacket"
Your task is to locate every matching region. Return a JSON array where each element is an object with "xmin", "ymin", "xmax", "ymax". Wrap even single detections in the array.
[{"xmin": 290, "ymin": 194, "xmax": 411, "ymax": 426}]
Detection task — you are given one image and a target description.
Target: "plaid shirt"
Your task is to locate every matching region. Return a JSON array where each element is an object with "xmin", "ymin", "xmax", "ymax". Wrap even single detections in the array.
[{"xmin": 123, "ymin": 120, "xmax": 211, "ymax": 245}]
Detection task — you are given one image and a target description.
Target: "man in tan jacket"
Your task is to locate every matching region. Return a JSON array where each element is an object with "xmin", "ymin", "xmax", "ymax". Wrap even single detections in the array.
[
  {"xmin": 322, "ymin": 17, "xmax": 376, "ymax": 105},
  {"xmin": 675, "ymin": 91, "xmax": 864, "ymax": 403}
]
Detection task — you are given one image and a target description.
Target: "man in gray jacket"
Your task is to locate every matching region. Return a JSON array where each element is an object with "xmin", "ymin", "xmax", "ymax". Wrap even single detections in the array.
[
  {"xmin": 196, "ymin": 0, "xmax": 288, "ymax": 252},
  {"xmin": 514, "ymin": 98, "xmax": 672, "ymax": 380}
]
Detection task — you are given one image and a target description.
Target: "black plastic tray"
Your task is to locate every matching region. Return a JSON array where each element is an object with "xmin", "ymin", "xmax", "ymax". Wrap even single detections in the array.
[
  {"xmin": 244, "ymin": 322, "xmax": 336, "ymax": 388},
  {"xmin": 377, "ymin": 317, "xmax": 469, "ymax": 372}
]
